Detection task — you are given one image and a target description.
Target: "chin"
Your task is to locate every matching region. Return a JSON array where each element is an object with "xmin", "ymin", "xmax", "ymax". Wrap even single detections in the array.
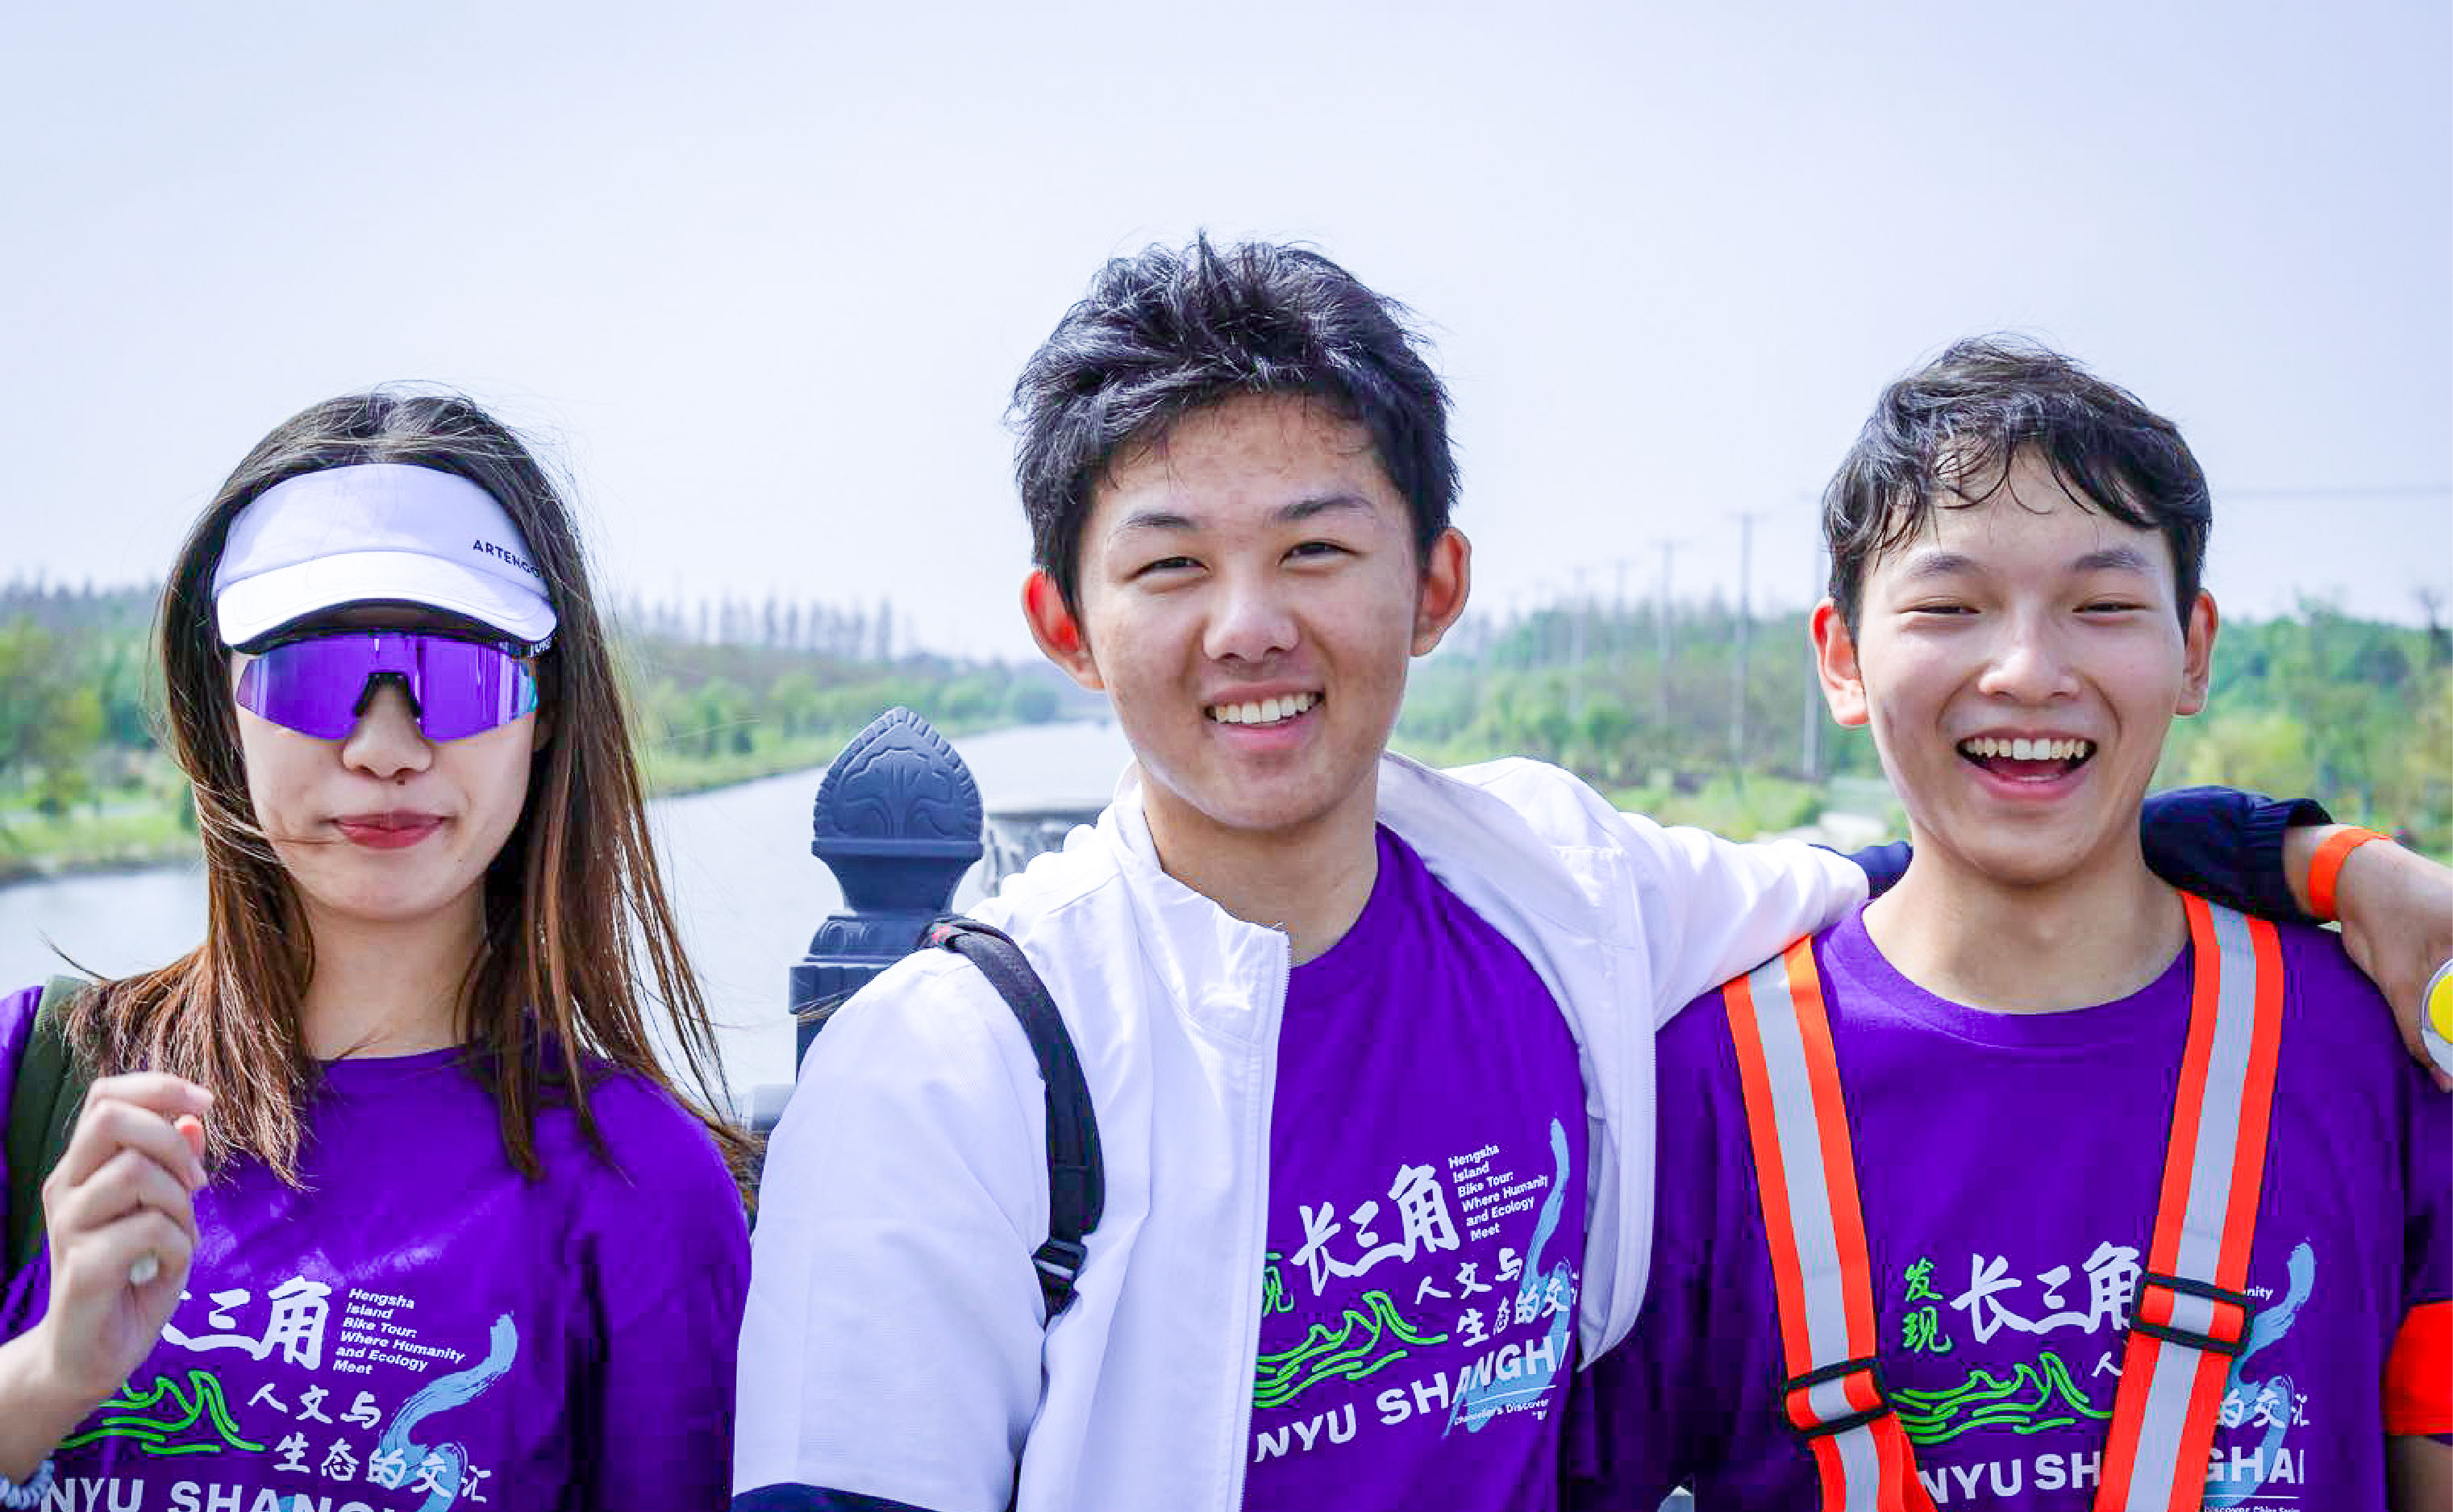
[
  {"xmin": 302, "ymin": 866, "xmax": 478, "ymax": 923},
  {"xmin": 1951, "ymin": 831, "xmax": 2123, "ymax": 892}
]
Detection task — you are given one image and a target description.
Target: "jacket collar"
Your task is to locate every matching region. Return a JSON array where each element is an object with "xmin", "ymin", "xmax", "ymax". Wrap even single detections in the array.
[
  {"xmin": 1084, "ymin": 755, "xmax": 1611, "ymax": 1010},
  {"xmin": 1373, "ymin": 752, "xmax": 1619, "ymax": 935},
  {"xmin": 1090, "ymin": 768, "xmax": 1292, "ymax": 1048}
]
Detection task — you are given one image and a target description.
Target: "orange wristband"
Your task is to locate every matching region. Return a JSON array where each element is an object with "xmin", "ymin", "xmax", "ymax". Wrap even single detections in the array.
[{"xmin": 2307, "ymin": 825, "xmax": 2388, "ymax": 922}]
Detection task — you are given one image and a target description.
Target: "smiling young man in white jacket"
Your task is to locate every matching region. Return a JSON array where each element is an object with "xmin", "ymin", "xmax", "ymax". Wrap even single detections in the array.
[{"xmin": 731, "ymin": 240, "xmax": 2380, "ymax": 1512}]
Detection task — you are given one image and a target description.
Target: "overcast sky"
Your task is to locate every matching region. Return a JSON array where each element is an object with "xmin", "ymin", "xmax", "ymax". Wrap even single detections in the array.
[{"xmin": 4, "ymin": 0, "xmax": 2447, "ymax": 658}]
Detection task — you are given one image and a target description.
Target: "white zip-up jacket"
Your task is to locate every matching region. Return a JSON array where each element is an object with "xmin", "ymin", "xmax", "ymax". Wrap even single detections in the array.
[{"xmin": 735, "ymin": 753, "xmax": 1866, "ymax": 1512}]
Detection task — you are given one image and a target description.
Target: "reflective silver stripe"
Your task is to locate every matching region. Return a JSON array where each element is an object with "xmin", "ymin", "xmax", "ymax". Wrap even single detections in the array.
[
  {"xmin": 2151, "ymin": 1289, "xmax": 2220, "ymax": 1341},
  {"xmin": 2108, "ymin": 902, "xmax": 2266, "ymax": 1512},
  {"xmin": 1805, "ymin": 1374, "xmax": 1859, "ymax": 1426},
  {"xmin": 1745, "ymin": 957, "xmax": 1855, "ymax": 1372},
  {"xmin": 1833, "ymin": 1421, "xmax": 1883, "ymax": 1511},
  {"xmin": 1742, "ymin": 956, "xmax": 1885, "ymax": 1512},
  {"xmin": 2171, "ymin": 905, "xmax": 2261, "ymax": 1284}
]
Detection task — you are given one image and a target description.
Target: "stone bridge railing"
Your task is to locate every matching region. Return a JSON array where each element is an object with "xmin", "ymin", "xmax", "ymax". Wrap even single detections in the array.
[{"xmin": 749, "ymin": 706, "xmax": 1094, "ymax": 1135}]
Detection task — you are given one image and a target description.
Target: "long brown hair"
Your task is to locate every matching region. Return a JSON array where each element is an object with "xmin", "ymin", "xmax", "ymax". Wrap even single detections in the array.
[{"xmin": 68, "ymin": 390, "xmax": 750, "ymax": 1185}]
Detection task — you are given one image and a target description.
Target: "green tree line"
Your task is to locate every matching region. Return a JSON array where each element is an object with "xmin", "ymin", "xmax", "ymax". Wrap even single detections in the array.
[
  {"xmin": 1396, "ymin": 598, "xmax": 2451, "ymax": 852},
  {"xmin": 5, "ymin": 581, "xmax": 2446, "ymax": 877}
]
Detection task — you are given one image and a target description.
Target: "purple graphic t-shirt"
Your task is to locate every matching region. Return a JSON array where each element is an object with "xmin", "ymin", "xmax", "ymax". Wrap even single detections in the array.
[
  {"xmin": 1568, "ymin": 907, "xmax": 2452, "ymax": 1512},
  {"xmin": 1243, "ymin": 826, "xmax": 1588, "ymax": 1510},
  {"xmin": 0, "ymin": 985, "xmax": 750, "ymax": 1512}
]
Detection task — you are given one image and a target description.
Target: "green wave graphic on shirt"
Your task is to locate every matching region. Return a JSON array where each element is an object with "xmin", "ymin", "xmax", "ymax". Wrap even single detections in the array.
[
  {"xmin": 60, "ymin": 1368, "xmax": 265, "ymax": 1456},
  {"xmin": 1254, "ymin": 1291, "xmax": 1448, "ymax": 1409},
  {"xmin": 1893, "ymin": 1352, "xmax": 2109, "ymax": 1444}
]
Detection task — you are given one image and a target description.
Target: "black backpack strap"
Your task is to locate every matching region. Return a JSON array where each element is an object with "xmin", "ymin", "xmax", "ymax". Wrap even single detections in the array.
[
  {"xmin": 6, "ymin": 977, "xmax": 96, "ymax": 1277},
  {"xmin": 922, "ymin": 918, "xmax": 1105, "ymax": 1319}
]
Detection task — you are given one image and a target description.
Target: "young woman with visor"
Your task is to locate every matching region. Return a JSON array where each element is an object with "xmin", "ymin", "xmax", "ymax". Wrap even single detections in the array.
[{"xmin": 0, "ymin": 392, "xmax": 751, "ymax": 1510}]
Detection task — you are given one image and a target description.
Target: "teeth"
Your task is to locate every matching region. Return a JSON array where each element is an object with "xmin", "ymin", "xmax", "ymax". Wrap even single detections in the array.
[
  {"xmin": 1959, "ymin": 737, "xmax": 2096, "ymax": 761},
  {"xmin": 1210, "ymin": 692, "xmax": 1318, "ymax": 726}
]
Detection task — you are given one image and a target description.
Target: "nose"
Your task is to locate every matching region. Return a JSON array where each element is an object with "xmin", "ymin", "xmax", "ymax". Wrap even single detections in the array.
[
  {"xmin": 339, "ymin": 678, "xmax": 435, "ymax": 779},
  {"xmin": 1202, "ymin": 569, "xmax": 1300, "ymax": 665},
  {"xmin": 1976, "ymin": 610, "xmax": 2080, "ymax": 704}
]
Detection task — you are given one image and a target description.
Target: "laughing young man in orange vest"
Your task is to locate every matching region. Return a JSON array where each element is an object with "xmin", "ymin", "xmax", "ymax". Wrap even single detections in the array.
[{"xmin": 1567, "ymin": 337, "xmax": 2451, "ymax": 1511}]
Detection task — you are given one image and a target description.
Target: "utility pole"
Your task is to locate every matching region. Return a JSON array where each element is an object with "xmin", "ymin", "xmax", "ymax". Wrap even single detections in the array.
[
  {"xmin": 1729, "ymin": 512, "xmax": 1766, "ymax": 778},
  {"xmin": 1801, "ymin": 533, "xmax": 1825, "ymax": 781},
  {"xmin": 1653, "ymin": 539, "xmax": 1683, "ymax": 739},
  {"xmin": 1568, "ymin": 566, "xmax": 1592, "ymax": 719},
  {"xmin": 1613, "ymin": 559, "xmax": 1630, "ymax": 656}
]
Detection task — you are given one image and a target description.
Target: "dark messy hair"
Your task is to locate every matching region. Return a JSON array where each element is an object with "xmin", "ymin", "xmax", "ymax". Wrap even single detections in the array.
[
  {"xmin": 74, "ymin": 389, "xmax": 750, "ymax": 1189},
  {"xmin": 1010, "ymin": 235, "xmax": 1456, "ymax": 611},
  {"xmin": 1823, "ymin": 335, "xmax": 2211, "ymax": 632}
]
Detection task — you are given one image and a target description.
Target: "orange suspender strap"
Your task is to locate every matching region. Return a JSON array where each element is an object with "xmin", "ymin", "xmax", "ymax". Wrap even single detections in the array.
[
  {"xmin": 2094, "ymin": 895, "xmax": 2285, "ymax": 1512},
  {"xmin": 1726, "ymin": 901, "xmax": 2284, "ymax": 1512},
  {"xmin": 1724, "ymin": 939, "xmax": 1935, "ymax": 1512}
]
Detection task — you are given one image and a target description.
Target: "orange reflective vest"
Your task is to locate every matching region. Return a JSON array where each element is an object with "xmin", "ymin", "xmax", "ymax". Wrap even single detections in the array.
[{"xmin": 1721, "ymin": 893, "xmax": 2282, "ymax": 1512}]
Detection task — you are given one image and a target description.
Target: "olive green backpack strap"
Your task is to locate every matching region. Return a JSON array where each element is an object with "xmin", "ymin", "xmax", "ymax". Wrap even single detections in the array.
[{"xmin": 5, "ymin": 976, "xmax": 95, "ymax": 1277}]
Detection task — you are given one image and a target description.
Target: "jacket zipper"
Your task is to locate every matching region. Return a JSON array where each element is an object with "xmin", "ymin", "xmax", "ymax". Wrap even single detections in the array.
[{"xmin": 1217, "ymin": 929, "xmax": 1291, "ymax": 1512}]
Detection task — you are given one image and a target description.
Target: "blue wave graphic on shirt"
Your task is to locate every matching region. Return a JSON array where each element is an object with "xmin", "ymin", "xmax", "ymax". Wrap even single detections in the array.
[
  {"xmin": 308, "ymin": 1311, "xmax": 519, "ymax": 1511},
  {"xmin": 1447, "ymin": 1118, "xmax": 1575, "ymax": 1435},
  {"xmin": 2207, "ymin": 1242, "xmax": 2314, "ymax": 1509}
]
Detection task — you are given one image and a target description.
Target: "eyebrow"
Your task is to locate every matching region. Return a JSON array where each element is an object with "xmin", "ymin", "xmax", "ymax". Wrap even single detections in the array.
[
  {"xmin": 2072, "ymin": 545, "xmax": 2159, "ymax": 575},
  {"xmin": 1110, "ymin": 492, "xmax": 1380, "ymax": 538},
  {"xmin": 1894, "ymin": 551, "xmax": 1980, "ymax": 583},
  {"xmin": 1894, "ymin": 545, "xmax": 2160, "ymax": 581}
]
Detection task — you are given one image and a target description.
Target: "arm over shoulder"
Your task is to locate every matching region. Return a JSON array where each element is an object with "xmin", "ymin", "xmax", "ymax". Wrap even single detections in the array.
[
  {"xmin": 733, "ymin": 952, "xmax": 1051, "ymax": 1512},
  {"xmin": 2139, "ymin": 786, "xmax": 2331, "ymax": 921},
  {"xmin": 1456, "ymin": 760, "xmax": 1866, "ymax": 1027},
  {"xmin": 1601, "ymin": 810, "xmax": 1863, "ymax": 1027}
]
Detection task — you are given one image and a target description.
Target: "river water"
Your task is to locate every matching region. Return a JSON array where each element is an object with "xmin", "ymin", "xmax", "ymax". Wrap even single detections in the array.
[{"xmin": 0, "ymin": 719, "xmax": 1132, "ymax": 1112}]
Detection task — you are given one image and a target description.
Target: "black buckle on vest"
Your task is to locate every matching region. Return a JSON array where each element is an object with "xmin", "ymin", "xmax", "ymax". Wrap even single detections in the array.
[
  {"xmin": 2129, "ymin": 1271, "xmax": 2258, "ymax": 1358},
  {"xmin": 1032, "ymin": 1235, "xmax": 1089, "ymax": 1314},
  {"xmin": 1781, "ymin": 1356, "xmax": 1892, "ymax": 1441}
]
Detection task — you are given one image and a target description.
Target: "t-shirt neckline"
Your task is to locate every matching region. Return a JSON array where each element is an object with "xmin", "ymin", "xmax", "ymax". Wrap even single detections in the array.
[
  {"xmin": 1823, "ymin": 903, "xmax": 2191, "ymax": 1052},
  {"xmin": 1287, "ymin": 825, "xmax": 1408, "ymax": 1002},
  {"xmin": 316, "ymin": 1043, "xmax": 469, "ymax": 1091}
]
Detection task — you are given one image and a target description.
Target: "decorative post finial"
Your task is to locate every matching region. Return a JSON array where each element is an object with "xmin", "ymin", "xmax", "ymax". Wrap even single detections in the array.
[{"xmin": 788, "ymin": 707, "xmax": 985, "ymax": 1064}]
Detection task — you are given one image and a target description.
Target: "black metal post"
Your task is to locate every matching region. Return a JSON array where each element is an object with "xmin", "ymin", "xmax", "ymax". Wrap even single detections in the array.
[{"xmin": 789, "ymin": 706, "xmax": 984, "ymax": 1066}]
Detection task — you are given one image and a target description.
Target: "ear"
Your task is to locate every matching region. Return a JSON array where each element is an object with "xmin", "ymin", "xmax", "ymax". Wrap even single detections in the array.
[
  {"xmin": 1022, "ymin": 569, "xmax": 1103, "ymax": 691},
  {"xmin": 2176, "ymin": 590, "xmax": 2218, "ymax": 716},
  {"xmin": 1410, "ymin": 528, "xmax": 1472, "ymax": 656},
  {"xmin": 1810, "ymin": 598, "xmax": 1871, "ymax": 727}
]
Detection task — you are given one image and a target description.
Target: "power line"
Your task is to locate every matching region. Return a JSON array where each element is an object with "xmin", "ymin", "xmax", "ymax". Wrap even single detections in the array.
[{"xmin": 2214, "ymin": 484, "xmax": 2451, "ymax": 498}]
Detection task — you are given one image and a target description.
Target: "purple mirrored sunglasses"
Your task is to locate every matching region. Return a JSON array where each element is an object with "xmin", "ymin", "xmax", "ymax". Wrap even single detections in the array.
[{"xmin": 233, "ymin": 630, "xmax": 543, "ymax": 741}]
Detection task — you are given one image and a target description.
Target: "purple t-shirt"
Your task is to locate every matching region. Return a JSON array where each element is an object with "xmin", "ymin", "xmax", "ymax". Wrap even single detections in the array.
[
  {"xmin": 1568, "ymin": 907, "xmax": 2452, "ymax": 1512},
  {"xmin": 1243, "ymin": 826, "xmax": 1589, "ymax": 1510},
  {"xmin": 0, "ymin": 984, "xmax": 749, "ymax": 1511}
]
